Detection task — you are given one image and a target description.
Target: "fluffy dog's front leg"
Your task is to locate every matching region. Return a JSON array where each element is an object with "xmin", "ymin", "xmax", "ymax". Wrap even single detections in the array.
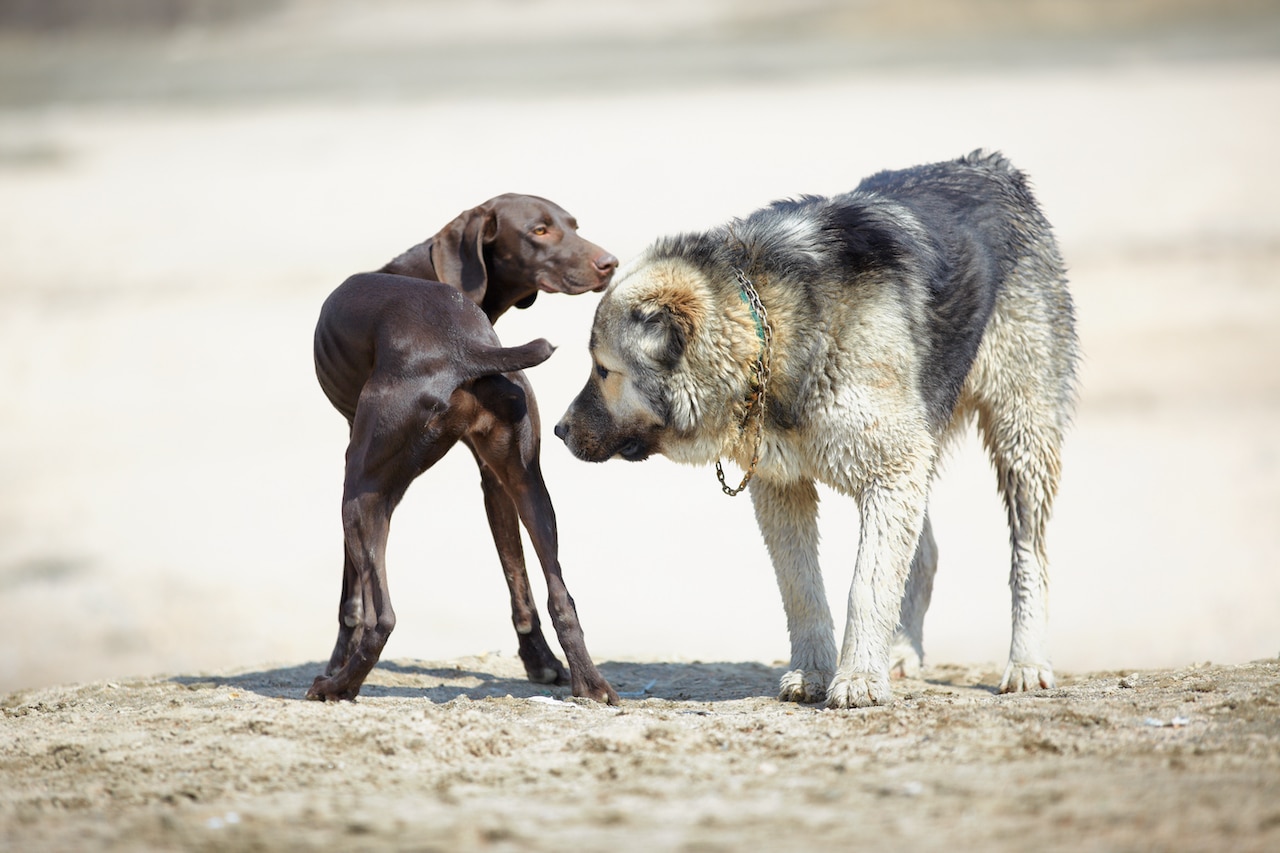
[
  {"xmin": 751, "ymin": 477, "xmax": 836, "ymax": 703},
  {"xmin": 889, "ymin": 512, "xmax": 937, "ymax": 679},
  {"xmin": 829, "ymin": 482, "xmax": 928, "ymax": 709}
]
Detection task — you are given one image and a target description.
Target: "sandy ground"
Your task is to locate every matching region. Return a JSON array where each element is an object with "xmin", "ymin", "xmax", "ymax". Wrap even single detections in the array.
[
  {"xmin": 3, "ymin": 656, "xmax": 1279, "ymax": 852},
  {"xmin": 0, "ymin": 1, "xmax": 1278, "ymax": 849}
]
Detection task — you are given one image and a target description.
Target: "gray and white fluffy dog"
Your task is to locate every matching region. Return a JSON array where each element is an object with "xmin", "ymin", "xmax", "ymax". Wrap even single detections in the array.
[{"xmin": 556, "ymin": 150, "xmax": 1078, "ymax": 708}]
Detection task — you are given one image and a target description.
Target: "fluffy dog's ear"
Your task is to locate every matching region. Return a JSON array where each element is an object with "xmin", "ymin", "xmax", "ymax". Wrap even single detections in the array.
[
  {"xmin": 632, "ymin": 291, "xmax": 699, "ymax": 368},
  {"xmin": 431, "ymin": 205, "xmax": 498, "ymax": 299}
]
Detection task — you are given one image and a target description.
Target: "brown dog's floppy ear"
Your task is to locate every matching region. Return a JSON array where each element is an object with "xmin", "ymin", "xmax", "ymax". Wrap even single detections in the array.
[{"xmin": 430, "ymin": 205, "xmax": 498, "ymax": 300}]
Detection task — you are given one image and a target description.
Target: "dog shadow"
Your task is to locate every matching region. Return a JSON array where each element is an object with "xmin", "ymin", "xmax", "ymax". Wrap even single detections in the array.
[{"xmin": 171, "ymin": 658, "xmax": 789, "ymax": 704}]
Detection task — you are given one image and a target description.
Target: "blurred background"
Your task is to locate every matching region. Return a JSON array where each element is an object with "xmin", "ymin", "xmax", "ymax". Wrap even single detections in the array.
[{"xmin": 1, "ymin": 0, "xmax": 1277, "ymax": 693}]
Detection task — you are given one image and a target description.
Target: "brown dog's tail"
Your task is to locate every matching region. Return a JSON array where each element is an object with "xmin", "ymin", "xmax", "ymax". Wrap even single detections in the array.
[{"xmin": 459, "ymin": 338, "xmax": 555, "ymax": 381}]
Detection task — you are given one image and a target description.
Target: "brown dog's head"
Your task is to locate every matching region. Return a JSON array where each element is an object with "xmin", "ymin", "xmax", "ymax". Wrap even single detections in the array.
[{"xmin": 432, "ymin": 194, "xmax": 618, "ymax": 320}]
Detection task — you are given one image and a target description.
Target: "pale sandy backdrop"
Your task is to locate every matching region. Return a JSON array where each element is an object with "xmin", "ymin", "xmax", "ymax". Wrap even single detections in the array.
[{"xmin": 1, "ymin": 0, "xmax": 1277, "ymax": 694}]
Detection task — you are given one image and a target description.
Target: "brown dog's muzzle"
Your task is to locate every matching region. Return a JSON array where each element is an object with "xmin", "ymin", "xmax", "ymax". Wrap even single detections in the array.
[
  {"xmin": 535, "ymin": 246, "xmax": 618, "ymax": 296},
  {"xmin": 591, "ymin": 251, "xmax": 619, "ymax": 291}
]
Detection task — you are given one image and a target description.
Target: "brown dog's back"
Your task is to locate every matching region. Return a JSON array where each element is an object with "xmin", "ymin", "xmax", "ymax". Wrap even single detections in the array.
[{"xmin": 314, "ymin": 273, "xmax": 552, "ymax": 424}]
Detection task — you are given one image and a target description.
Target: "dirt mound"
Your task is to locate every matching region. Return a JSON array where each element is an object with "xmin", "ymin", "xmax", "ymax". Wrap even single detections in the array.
[{"xmin": 3, "ymin": 656, "xmax": 1277, "ymax": 851}]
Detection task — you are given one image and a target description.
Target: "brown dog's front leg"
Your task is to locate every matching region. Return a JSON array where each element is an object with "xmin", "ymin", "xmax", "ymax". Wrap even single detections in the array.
[
  {"xmin": 543, "ymin": 562, "xmax": 619, "ymax": 706},
  {"xmin": 466, "ymin": 376, "xmax": 615, "ymax": 704},
  {"xmin": 511, "ymin": 471, "xmax": 619, "ymax": 706},
  {"xmin": 473, "ymin": 458, "xmax": 570, "ymax": 687}
]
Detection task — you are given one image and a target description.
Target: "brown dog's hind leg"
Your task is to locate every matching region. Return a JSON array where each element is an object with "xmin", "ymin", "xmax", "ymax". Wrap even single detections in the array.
[
  {"xmin": 307, "ymin": 490, "xmax": 397, "ymax": 701},
  {"xmin": 308, "ymin": 379, "xmax": 454, "ymax": 701},
  {"xmin": 472, "ymin": 454, "xmax": 570, "ymax": 686},
  {"xmin": 324, "ymin": 550, "xmax": 364, "ymax": 676}
]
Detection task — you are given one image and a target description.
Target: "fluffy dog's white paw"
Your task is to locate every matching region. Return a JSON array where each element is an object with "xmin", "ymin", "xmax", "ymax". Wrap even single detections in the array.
[
  {"xmin": 889, "ymin": 639, "xmax": 923, "ymax": 679},
  {"xmin": 825, "ymin": 671, "xmax": 893, "ymax": 709},
  {"xmin": 778, "ymin": 668, "xmax": 831, "ymax": 703},
  {"xmin": 999, "ymin": 661, "xmax": 1055, "ymax": 694}
]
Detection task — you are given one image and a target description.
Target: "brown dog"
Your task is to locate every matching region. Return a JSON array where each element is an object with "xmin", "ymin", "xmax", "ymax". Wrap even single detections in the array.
[{"xmin": 307, "ymin": 195, "xmax": 619, "ymax": 703}]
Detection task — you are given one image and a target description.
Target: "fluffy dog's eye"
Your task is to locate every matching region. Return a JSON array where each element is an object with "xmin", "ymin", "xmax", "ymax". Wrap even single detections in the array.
[{"xmin": 595, "ymin": 363, "xmax": 609, "ymax": 380}]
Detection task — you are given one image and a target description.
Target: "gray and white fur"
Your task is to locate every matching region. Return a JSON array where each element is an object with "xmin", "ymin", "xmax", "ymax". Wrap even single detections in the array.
[{"xmin": 556, "ymin": 150, "xmax": 1077, "ymax": 708}]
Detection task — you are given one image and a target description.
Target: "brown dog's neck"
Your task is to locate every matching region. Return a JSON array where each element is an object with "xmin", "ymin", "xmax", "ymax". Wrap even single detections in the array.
[
  {"xmin": 480, "ymin": 284, "xmax": 538, "ymax": 324},
  {"xmin": 380, "ymin": 239, "xmax": 438, "ymax": 280},
  {"xmin": 379, "ymin": 239, "xmax": 537, "ymax": 324}
]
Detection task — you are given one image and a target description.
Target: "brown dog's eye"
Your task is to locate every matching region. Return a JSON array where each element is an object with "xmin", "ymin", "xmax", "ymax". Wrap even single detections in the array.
[{"xmin": 531, "ymin": 224, "xmax": 549, "ymax": 236}]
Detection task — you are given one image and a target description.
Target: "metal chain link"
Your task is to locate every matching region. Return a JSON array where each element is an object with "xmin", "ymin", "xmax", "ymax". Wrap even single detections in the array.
[{"xmin": 715, "ymin": 268, "xmax": 773, "ymax": 496}]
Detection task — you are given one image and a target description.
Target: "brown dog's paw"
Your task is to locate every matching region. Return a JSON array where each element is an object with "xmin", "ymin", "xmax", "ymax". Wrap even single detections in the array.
[
  {"xmin": 517, "ymin": 636, "xmax": 570, "ymax": 687},
  {"xmin": 305, "ymin": 675, "xmax": 359, "ymax": 702},
  {"xmin": 526, "ymin": 664, "xmax": 569, "ymax": 686},
  {"xmin": 572, "ymin": 673, "xmax": 620, "ymax": 706}
]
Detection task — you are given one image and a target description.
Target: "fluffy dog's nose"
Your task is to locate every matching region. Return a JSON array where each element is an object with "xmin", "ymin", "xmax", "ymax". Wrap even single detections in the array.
[{"xmin": 553, "ymin": 421, "xmax": 569, "ymax": 442}]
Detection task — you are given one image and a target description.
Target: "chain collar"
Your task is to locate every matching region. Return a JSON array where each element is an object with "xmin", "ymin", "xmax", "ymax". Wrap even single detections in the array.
[{"xmin": 715, "ymin": 267, "xmax": 773, "ymax": 496}]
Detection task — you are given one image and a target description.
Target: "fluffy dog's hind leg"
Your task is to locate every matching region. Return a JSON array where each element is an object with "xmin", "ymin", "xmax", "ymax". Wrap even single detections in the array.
[
  {"xmin": 979, "ymin": 406, "xmax": 1063, "ymax": 694},
  {"xmin": 969, "ymin": 253, "xmax": 1075, "ymax": 694}
]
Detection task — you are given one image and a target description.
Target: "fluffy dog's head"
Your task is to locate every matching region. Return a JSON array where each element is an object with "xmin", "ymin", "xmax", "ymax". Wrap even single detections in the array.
[{"xmin": 555, "ymin": 255, "xmax": 749, "ymax": 465}]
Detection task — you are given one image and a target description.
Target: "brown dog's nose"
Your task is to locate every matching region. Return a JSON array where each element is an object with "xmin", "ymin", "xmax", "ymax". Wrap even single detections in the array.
[{"xmin": 594, "ymin": 253, "xmax": 619, "ymax": 277}]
